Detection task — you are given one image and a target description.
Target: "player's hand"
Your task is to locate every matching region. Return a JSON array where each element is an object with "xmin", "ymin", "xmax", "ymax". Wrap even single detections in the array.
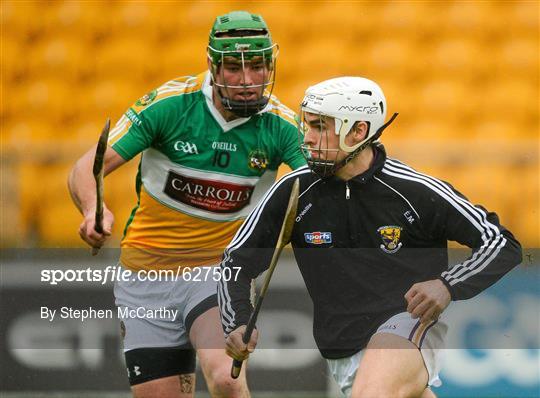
[
  {"xmin": 78, "ymin": 206, "xmax": 114, "ymax": 249},
  {"xmin": 225, "ymin": 325, "xmax": 259, "ymax": 361},
  {"xmin": 405, "ymin": 279, "xmax": 451, "ymax": 325}
]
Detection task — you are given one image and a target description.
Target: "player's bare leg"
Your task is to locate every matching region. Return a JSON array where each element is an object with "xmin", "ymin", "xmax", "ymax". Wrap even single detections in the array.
[
  {"xmin": 351, "ymin": 333, "xmax": 432, "ymax": 398},
  {"xmin": 421, "ymin": 387, "xmax": 437, "ymax": 398},
  {"xmin": 190, "ymin": 307, "xmax": 250, "ymax": 398},
  {"xmin": 131, "ymin": 374, "xmax": 195, "ymax": 398}
]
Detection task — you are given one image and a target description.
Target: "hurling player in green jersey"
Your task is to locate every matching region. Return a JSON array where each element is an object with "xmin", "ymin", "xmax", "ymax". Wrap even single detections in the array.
[{"xmin": 69, "ymin": 11, "xmax": 305, "ymax": 398}]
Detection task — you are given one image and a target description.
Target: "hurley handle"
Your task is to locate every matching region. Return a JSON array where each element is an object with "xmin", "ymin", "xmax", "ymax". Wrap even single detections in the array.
[
  {"xmin": 230, "ymin": 318, "xmax": 258, "ymax": 379},
  {"xmin": 231, "ymin": 358, "xmax": 243, "ymax": 379}
]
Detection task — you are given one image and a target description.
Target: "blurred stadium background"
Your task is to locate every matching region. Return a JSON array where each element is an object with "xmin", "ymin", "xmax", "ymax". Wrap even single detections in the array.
[{"xmin": 1, "ymin": 0, "xmax": 538, "ymax": 397}]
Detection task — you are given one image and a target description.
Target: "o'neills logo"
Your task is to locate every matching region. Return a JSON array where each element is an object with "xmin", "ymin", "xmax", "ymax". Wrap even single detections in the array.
[{"xmin": 164, "ymin": 171, "xmax": 254, "ymax": 213}]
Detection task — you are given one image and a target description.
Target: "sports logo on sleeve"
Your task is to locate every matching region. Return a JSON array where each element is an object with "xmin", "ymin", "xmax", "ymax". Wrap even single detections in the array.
[
  {"xmin": 125, "ymin": 108, "xmax": 143, "ymax": 126},
  {"xmin": 136, "ymin": 89, "xmax": 157, "ymax": 106},
  {"xmin": 377, "ymin": 225, "xmax": 403, "ymax": 253},
  {"xmin": 305, "ymin": 231, "xmax": 332, "ymax": 245}
]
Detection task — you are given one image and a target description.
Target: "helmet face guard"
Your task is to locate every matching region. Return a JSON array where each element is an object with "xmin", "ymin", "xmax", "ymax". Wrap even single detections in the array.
[
  {"xmin": 298, "ymin": 111, "xmax": 344, "ymax": 179},
  {"xmin": 208, "ymin": 43, "xmax": 279, "ymax": 117},
  {"xmin": 299, "ymin": 110, "xmax": 398, "ymax": 179},
  {"xmin": 207, "ymin": 11, "xmax": 278, "ymax": 117}
]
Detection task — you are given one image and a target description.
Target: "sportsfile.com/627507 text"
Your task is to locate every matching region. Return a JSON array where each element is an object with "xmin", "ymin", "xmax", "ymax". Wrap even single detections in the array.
[{"xmin": 40, "ymin": 265, "xmax": 242, "ymax": 285}]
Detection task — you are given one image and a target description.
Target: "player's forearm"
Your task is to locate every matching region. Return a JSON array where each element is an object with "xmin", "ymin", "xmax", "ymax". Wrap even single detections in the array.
[
  {"xmin": 218, "ymin": 261, "xmax": 254, "ymax": 334},
  {"xmin": 69, "ymin": 145, "xmax": 127, "ymax": 217},
  {"xmin": 68, "ymin": 152, "xmax": 99, "ymax": 216},
  {"xmin": 440, "ymin": 232, "xmax": 522, "ymax": 300}
]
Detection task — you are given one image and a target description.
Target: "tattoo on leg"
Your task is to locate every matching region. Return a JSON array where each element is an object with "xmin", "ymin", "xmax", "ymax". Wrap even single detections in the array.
[{"xmin": 179, "ymin": 374, "xmax": 194, "ymax": 394}]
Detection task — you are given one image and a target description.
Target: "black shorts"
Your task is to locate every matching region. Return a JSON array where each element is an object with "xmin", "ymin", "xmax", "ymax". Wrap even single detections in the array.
[{"xmin": 125, "ymin": 344, "xmax": 196, "ymax": 386}]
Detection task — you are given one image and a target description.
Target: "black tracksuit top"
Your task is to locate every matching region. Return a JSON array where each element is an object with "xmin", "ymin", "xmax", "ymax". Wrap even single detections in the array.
[{"xmin": 218, "ymin": 144, "xmax": 522, "ymax": 359}]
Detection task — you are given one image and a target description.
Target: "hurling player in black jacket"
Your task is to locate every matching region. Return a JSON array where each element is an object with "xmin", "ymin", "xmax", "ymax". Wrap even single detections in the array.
[{"xmin": 218, "ymin": 77, "xmax": 522, "ymax": 398}]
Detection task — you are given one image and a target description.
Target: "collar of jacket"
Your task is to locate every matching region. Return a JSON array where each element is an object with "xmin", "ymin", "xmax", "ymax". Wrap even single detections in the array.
[{"xmin": 324, "ymin": 143, "xmax": 387, "ymax": 185}]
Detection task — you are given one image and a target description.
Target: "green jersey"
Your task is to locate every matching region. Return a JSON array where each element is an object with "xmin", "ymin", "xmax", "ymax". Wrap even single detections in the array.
[{"xmin": 108, "ymin": 72, "xmax": 305, "ymax": 270}]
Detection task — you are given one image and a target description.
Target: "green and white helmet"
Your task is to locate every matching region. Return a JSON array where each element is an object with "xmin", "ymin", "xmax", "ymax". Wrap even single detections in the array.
[{"xmin": 207, "ymin": 11, "xmax": 279, "ymax": 117}]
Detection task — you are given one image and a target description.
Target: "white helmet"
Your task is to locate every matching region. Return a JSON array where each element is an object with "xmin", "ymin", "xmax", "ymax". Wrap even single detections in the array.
[
  {"xmin": 301, "ymin": 76, "xmax": 387, "ymax": 152},
  {"xmin": 299, "ymin": 76, "xmax": 397, "ymax": 178}
]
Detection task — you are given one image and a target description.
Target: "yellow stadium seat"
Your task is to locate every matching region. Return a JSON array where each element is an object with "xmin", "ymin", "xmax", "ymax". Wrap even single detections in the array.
[
  {"xmin": 34, "ymin": 163, "xmax": 86, "ymax": 247},
  {"xmin": 377, "ymin": 2, "xmax": 429, "ymax": 38},
  {"xmin": 1, "ymin": 120, "xmax": 58, "ymax": 145},
  {"xmin": 400, "ymin": 120, "xmax": 455, "ymax": 142},
  {"xmin": 512, "ymin": 165, "xmax": 540, "ymax": 247},
  {"xmin": 431, "ymin": 38, "xmax": 490, "ymax": 78},
  {"xmin": 185, "ymin": 2, "xmax": 225, "ymax": 37},
  {"xmin": 497, "ymin": 38, "xmax": 538, "ymax": 77},
  {"xmin": 293, "ymin": 38, "xmax": 355, "ymax": 80},
  {"xmin": 502, "ymin": 1, "xmax": 539, "ymax": 34},
  {"xmin": 144, "ymin": 3, "xmax": 195, "ymax": 43},
  {"xmin": 472, "ymin": 119, "xmax": 537, "ymax": 141},
  {"xmin": 38, "ymin": 1, "xmax": 107, "ymax": 39},
  {"xmin": 433, "ymin": 1, "xmax": 492, "ymax": 38},
  {"xmin": 33, "ymin": 161, "xmax": 126, "ymax": 247},
  {"xmin": 377, "ymin": 78, "xmax": 417, "ymax": 124},
  {"xmin": 55, "ymin": 1, "xmax": 118, "ymax": 44},
  {"xmin": 158, "ymin": 39, "xmax": 208, "ymax": 78},
  {"xmin": 2, "ymin": 33, "xmax": 28, "ymax": 84},
  {"xmin": 0, "ymin": 170, "xmax": 23, "ymax": 246},
  {"xmin": 79, "ymin": 78, "xmax": 142, "ymax": 121},
  {"xmin": 416, "ymin": 151, "xmax": 538, "ymax": 249},
  {"xmin": 451, "ymin": 164, "xmax": 514, "ymax": 212},
  {"xmin": 479, "ymin": 79, "xmax": 537, "ymax": 125},
  {"xmin": 95, "ymin": 36, "xmax": 157, "ymax": 81},
  {"xmin": 148, "ymin": 1, "xmax": 226, "ymax": 38},
  {"xmin": 72, "ymin": 119, "xmax": 110, "ymax": 145},
  {"xmin": 363, "ymin": 38, "xmax": 421, "ymax": 79},
  {"xmin": 29, "ymin": 148, "xmax": 139, "ymax": 247},
  {"xmin": 96, "ymin": 3, "xmax": 161, "ymax": 43},
  {"xmin": 1, "ymin": 0, "xmax": 47, "ymax": 42},
  {"xmin": 253, "ymin": 3, "xmax": 306, "ymax": 38},
  {"xmin": 416, "ymin": 79, "xmax": 471, "ymax": 123},
  {"xmin": 17, "ymin": 161, "xmax": 81, "ymax": 247},
  {"xmin": 38, "ymin": 198, "xmax": 87, "ymax": 247},
  {"xmin": 14, "ymin": 78, "xmax": 76, "ymax": 125},
  {"xmin": 27, "ymin": 36, "xmax": 92, "ymax": 81},
  {"xmin": 312, "ymin": 3, "xmax": 368, "ymax": 35},
  {"xmin": 17, "ymin": 163, "xmax": 43, "ymax": 243},
  {"xmin": 116, "ymin": 2, "xmax": 151, "ymax": 30},
  {"xmin": 272, "ymin": 79, "xmax": 307, "ymax": 113},
  {"xmin": 48, "ymin": 0, "xmax": 83, "ymax": 30},
  {"xmin": 4, "ymin": 0, "xmax": 537, "ymax": 250}
]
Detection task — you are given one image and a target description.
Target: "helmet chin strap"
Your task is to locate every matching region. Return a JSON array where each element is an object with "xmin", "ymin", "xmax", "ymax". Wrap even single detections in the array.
[
  {"xmin": 219, "ymin": 90, "xmax": 269, "ymax": 118},
  {"xmin": 334, "ymin": 112, "xmax": 398, "ymax": 172},
  {"xmin": 212, "ymin": 69, "xmax": 270, "ymax": 117},
  {"xmin": 310, "ymin": 112, "xmax": 399, "ymax": 179}
]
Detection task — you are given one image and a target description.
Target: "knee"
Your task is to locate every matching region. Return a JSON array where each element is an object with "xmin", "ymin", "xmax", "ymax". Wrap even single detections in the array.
[{"xmin": 206, "ymin": 365, "xmax": 247, "ymax": 398}]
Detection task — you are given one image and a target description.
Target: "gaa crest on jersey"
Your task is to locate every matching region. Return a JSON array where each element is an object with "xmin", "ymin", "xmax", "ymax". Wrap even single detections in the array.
[
  {"xmin": 136, "ymin": 89, "xmax": 157, "ymax": 106},
  {"xmin": 305, "ymin": 231, "xmax": 332, "ymax": 245},
  {"xmin": 377, "ymin": 225, "xmax": 403, "ymax": 254},
  {"xmin": 248, "ymin": 149, "xmax": 268, "ymax": 170}
]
